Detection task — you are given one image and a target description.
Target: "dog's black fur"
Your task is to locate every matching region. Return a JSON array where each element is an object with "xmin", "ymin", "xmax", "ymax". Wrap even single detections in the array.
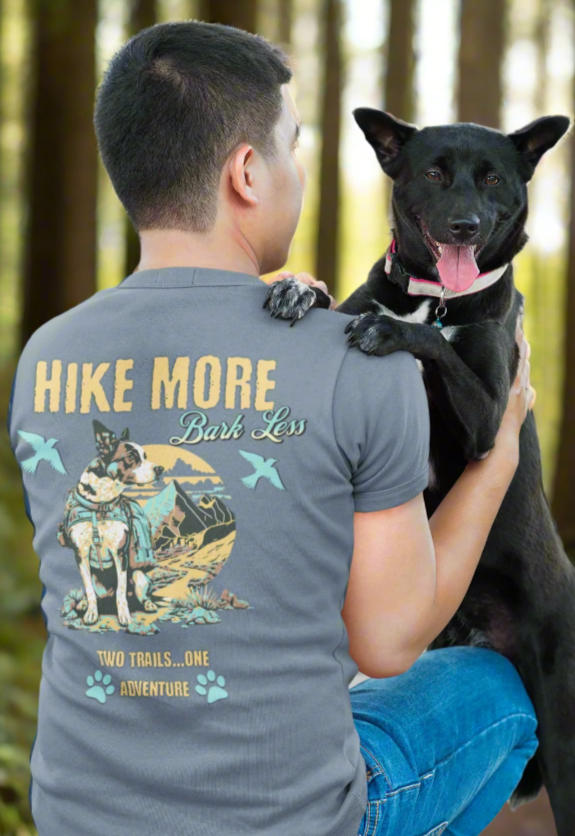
[{"xmin": 264, "ymin": 109, "xmax": 575, "ymax": 834}]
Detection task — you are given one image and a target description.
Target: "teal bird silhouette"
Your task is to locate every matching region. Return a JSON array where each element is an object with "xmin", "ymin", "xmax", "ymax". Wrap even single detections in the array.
[
  {"xmin": 239, "ymin": 450, "xmax": 285, "ymax": 491},
  {"xmin": 18, "ymin": 431, "xmax": 67, "ymax": 476}
]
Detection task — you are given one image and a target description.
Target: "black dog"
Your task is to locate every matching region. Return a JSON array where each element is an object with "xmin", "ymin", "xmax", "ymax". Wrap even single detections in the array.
[{"xmin": 264, "ymin": 109, "xmax": 575, "ymax": 835}]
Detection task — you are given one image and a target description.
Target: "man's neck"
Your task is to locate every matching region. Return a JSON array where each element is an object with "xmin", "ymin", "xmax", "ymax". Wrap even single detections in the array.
[{"xmin": 136, "ymin": 228, "xmax": 260, "ymax": 277}]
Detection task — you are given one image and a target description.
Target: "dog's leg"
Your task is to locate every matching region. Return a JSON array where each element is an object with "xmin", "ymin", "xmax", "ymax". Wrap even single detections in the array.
[
  {"xmin": 512, "ymin": 683, "xmax": 575, "ymax": 836},
  {"xmin": 115, "ymin": 564, "xmax": 131, "ymax": 626},
  {"xmin": 133, "ymin": 569, "xmax": 158, "ymax": 612},
  {"xmin": 78, "ymin": 556, "xmax": 99, "ymax": 624},
  {"xmin": 521, "ymin": 647, "xmax": 575, "ymax": 836},
  {"xmin": 345, "ymin": 312, "xmax": 516, "ymax": 461},
  {"xmin": 102, "ymin": 522, "xmax": 132, "ymax": 626},
  {"xmin": 70, "ymin": 523, "xmax": 99, "ymax": 624}
]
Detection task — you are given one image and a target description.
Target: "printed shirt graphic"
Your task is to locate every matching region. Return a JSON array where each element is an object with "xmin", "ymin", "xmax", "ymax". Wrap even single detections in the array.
[{"xmin": 8, "ymin": 267, "xmax": 430, "ymax": 836}]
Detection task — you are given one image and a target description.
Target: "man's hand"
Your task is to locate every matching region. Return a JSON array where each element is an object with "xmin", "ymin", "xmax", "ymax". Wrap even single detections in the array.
[{"xmin": 263, "ymin": 271, "xmax": 336, "ymax": 326}]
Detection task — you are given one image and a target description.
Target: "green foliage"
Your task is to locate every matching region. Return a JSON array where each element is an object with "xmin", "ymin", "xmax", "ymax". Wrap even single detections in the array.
[
  {"xmin": 513, "ymin": 248, "xmax": 566, "ymax": 496},
  {"xmin": 0, "ymin": 360, "xmax": 42, "ymax": 836}
]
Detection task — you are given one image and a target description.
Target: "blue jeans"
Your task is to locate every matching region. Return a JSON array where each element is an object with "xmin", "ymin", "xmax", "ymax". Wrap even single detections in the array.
[{"xmin": 350, "ymin": 647, "xmax": 539, "ymax": 836}]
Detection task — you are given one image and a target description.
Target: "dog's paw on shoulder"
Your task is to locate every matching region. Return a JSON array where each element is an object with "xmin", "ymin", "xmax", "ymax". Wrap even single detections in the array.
[
  {"xmin": 345, "ymin": 312, "xmax": 405, "ymax": 356},
  {"xmin": 263, "ymin": 276, "xmax": 324, "ymax": 326}
]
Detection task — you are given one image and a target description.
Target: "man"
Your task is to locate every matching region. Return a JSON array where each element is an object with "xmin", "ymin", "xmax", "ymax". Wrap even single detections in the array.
[{"xmin": 8, "ymin": 20, "xmax": 535, "ymax": 836}]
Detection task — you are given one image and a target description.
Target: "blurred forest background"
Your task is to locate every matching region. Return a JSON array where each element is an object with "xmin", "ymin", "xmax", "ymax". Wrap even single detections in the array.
[{"xmin": 1, "ymin": 0, "xmax": 574, "ymax": 833}]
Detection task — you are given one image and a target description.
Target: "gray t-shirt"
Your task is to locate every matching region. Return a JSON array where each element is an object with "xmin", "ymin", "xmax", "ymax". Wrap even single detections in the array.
[{"xmin": 8, "ymin": 267, "xmax": 430, "ymax": 836}]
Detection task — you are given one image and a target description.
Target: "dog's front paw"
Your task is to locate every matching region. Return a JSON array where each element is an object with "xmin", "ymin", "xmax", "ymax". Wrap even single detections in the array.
[
  {"xmin": 345, "ymin": 313, "xmax": 406, "ymax": 356},
  {"xmin": 263, "ymin": 277, "xmax": 326, "ymax": 326},
  {"xmin": 117, "ymin": 601, "xmax": 132, "ymax": 626},
  {"xmin": 83, "ymin": 602, "xmax": 98, "ymax": 624}
]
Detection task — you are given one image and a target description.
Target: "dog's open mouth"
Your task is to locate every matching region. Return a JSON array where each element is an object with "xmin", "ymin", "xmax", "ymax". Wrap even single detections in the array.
[{"xmin": 416, "ymin": 217, "xmax": 485, "ymax": 292}]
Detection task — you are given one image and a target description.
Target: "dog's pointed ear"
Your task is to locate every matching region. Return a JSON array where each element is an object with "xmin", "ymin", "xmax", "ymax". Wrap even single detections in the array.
[
  {"xmin": 93, "ymin": 420, "xmax": 113, "ymax": 441},
  {"xmin": 120, "ymin": 428, "xmax": 130, "ymax": 441},
  {"xmin": 508, "ymin": 115, "xmax": 570, "ymax": 180},
  {"xmin": 353, "ymin": 108, "xmax": 418, "ymax": 176},
  {"xmin": 93, "ymin": 419, "xmax": 117, "ymax": 456}
]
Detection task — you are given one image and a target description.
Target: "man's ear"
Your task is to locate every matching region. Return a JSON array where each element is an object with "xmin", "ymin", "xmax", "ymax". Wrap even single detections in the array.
[
  {"xmin": 229, "ymin": 145, "xmax": 259, "ymax": 208},
  {"xmin": 508, "ymin": 115, "xmax": 570, "ymax": 180},
  {"xmin": 353, "ymin": 108, "xmax": 418, "ymax": 177}
]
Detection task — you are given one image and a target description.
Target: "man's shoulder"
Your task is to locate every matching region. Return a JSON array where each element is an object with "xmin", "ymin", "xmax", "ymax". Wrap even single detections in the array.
[
  {"xmin": 273, "ymin": 305, "xmax": 422, "ymax": 391},
  {"xmin": 303, "ymin": 309, "xmax": 420, "ymax": 371},
  {"xmin": 20, "ymin": 286, "xmax": 118, "ymax": 357},
  {"xmin": 290, "ymin": 306, "xmax": 355, "ymax": 341}
]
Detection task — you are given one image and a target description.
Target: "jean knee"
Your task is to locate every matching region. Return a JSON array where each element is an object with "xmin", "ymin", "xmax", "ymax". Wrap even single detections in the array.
[
  {"xmin": 467, "ymin": 647, "xmax": 537, "ymax": 735},
  {"xmin": 428, "ymin": 647, "xmax": 538, "ymax": 730}
]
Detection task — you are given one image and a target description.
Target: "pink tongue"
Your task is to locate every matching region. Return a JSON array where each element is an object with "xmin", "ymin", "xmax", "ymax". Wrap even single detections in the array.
[{"xmin": 436, "ymin": 245, "xmax": 479, "ymax": 292}]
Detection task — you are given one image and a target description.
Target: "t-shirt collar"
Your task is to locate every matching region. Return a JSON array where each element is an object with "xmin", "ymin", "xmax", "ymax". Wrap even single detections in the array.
[{"xmin": 119, "ymin": 266, "xmax": 264, "ymax": 289}]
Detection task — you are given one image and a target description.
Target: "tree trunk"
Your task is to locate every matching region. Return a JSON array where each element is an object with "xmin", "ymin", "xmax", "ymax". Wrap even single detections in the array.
[
  {"xmin": 124, "ymin": 0, "xmax": 157, "ymax": 278},
  {"xmin": 384, "ymin": 0, "xmax": 416, "ymax": 121},
  {"xmin": 315, "ymin": 0, "xmax": 342, "ymax": 294},
  {"xmin": 457, "ymin": 0, "xmax": 506, "ymax": 128},
  {"xmin": 199, "ymin": 0, "xmax": 257, "ymax": 31},
  {"xmin": 129, "ymin": 0, "xmax": 156, "ymax": 32},
  {"xmin": 278, "ymin": 0, "xmax": 292, "ymax": 47},
  {"xmin": 533, "ymin": 0, "xmax": 552, "ymax": 115},
  {"xmin": 551, "ymin": 64, "xmax": 575, "ymax": 558},
  {"xmin": 382, "ymin": 0, "xmax": 416, "ymax": 233},
  {"xmin": 21, "ymin": 0, "xmax": 98, "ymax": 346}
]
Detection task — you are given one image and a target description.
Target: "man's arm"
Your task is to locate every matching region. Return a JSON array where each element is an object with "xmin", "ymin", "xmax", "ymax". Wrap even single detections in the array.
[{"xmin": 342, "ymin": 327, "xmax": 533, "ymax": 678}]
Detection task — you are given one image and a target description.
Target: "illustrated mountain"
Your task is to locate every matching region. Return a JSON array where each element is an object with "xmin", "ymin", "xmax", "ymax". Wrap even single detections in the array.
[
  {"xmin": 161, "ymin": 457, "xmax": 213, "ymax": 479},
  {"xmin": 144, "ymin": 480, "xmax": 235, "ymax": 554}
]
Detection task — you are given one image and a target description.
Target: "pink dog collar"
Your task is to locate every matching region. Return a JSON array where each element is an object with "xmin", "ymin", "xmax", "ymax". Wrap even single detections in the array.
[{"xmin": 384, "ymin": 239, "xmax": 508, "ymax": 299}]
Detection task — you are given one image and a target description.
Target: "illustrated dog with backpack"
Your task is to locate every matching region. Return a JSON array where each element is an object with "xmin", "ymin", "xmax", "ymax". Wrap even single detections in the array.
[
  {"xmin": 58, "ymin": 420, "xmax": 164, "ymax": 627},
  {"xmin": 264, "ymin": 109, "xmax": 575, "ymax": 835}
]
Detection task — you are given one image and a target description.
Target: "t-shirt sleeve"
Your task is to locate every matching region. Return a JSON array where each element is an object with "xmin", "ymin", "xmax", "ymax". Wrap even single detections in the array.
[{"xmin": 333, "ymin": 347, "xmax": 430, "ymax": 512}]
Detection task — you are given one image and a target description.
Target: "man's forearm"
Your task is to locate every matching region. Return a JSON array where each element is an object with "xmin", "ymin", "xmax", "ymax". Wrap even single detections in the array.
[{"xmin": 418, "ymin": 435, "xmax": 519, "ymax": 650}]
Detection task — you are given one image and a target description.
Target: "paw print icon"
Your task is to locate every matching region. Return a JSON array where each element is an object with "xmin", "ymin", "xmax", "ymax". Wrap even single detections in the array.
[
  {"xmin": 85, "ymin": 670, "xmax": 115, "ymax": 704},
  {"xmin": 195, "ymin": 670, "xmax": 228, "ymax": 704}
]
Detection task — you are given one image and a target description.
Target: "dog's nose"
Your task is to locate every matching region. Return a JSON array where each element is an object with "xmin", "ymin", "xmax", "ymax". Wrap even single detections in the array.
[
  {"xmin": 154, "ymin": 465, "xmax": 164, "ymax": 478},
  {"xmin": 448, "ymin": 216, "xmax": 480, "ymax": 242}
]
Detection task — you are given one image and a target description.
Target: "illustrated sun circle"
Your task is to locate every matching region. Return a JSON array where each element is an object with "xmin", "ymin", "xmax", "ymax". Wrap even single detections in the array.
[
  {"xmin": 124, "ymin": 445, "xmax": 226, "ymax": 504},
  {"xmin": 139, "ymin": 445, "xmax": 216, "ymax": 475}
]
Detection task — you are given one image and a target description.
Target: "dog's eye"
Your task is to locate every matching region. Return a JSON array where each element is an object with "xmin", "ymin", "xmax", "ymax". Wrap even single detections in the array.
[
  {"xmin": 426, "ymin": 170, "xmax": 442, "ymax": 182},
  {"xmin": 485, "ymin": 174, "xmax": 500, "ymax": 185}
]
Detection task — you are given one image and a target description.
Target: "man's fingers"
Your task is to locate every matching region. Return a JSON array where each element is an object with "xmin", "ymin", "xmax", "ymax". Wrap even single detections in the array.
[
  {"xmin": 296, "ymin": 272, "xmax": 329, "ymax": 294},
  {"xmin": 267, "ymin": 270, "xmax": 295, "ymax": 284},
  {"xmin": 515, "ymin": 336, "xmax": 527, "ymax": 383},
  {"xmin": 295, "ymin": 272, "xmax": 314, "ymax": 284},
  {"xmin": 512, "ymin": 336, "xmax": 530, "ymax": 394},
  {"xmin": 266, "ymin": 270, "xmax": 332, "ymax": 298},
  {"xmin": 520, "ymin": 335, "xmax": 529, "ymax": 370}
]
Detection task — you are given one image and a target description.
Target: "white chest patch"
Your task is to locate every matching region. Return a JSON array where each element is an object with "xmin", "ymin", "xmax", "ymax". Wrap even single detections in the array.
[
  {"xmin": 439, "ymin": 325, "xmax": 460, "ymax": 342},
  {"xmin": 372, "ymin": 298, "xmax": 433, "ymax": 325},
  {"xmin": 372, "ymin": 298, "xmax": 461, "ymax": 347}
]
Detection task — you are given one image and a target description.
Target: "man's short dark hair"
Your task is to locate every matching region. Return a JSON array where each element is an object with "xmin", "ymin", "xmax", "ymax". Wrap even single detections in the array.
[{"xmin": 94, "ymin": 21, "xmax": 292, "ymax": 233}]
